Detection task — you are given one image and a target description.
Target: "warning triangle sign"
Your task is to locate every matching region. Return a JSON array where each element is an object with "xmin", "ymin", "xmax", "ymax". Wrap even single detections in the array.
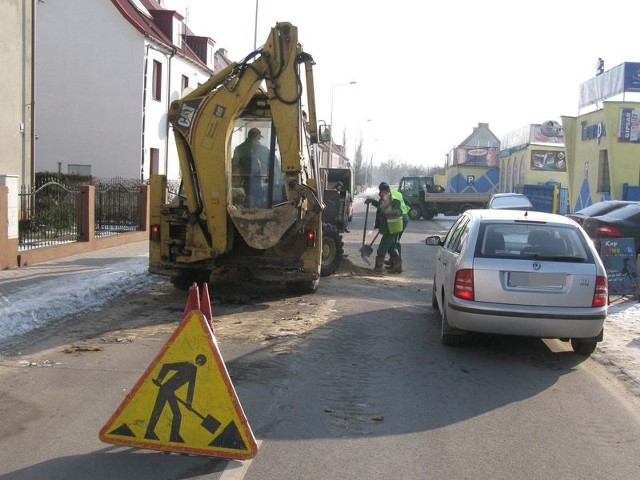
[{"xmin": 99, "ymin": 310, "xmax": 258, "ymax": 459}]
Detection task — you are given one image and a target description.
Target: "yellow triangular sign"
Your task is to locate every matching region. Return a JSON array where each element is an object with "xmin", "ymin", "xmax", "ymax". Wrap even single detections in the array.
[{"xmin": 99, "ymin": 310, "xmax": 258, "ymax": 459}]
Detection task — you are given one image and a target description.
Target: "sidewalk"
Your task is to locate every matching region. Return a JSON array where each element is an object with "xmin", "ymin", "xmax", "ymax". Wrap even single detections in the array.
[{"xmin": 0, "ymin": 241, "xmax": 155, "ymax": 342}]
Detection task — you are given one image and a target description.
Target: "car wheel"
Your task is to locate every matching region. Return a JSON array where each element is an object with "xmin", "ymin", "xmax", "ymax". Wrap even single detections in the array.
[
  {"xmin": 441, "ymin": 303, "xmax": 464, "ymax": 346},
  {"xmin": 408, "ymin": 206, "xmax": 422, "ymax": 221},
  {"xmin": 431, "ymin": 280, "xmax": 438, "ymax": 310},
  {"xmin": 571, "ymin": 338, "xmax": 597, "ymax": 355}
]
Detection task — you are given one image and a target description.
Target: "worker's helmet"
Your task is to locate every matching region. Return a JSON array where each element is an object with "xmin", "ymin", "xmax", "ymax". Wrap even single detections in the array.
[
  {"xmin": 378, "ymin": 182, "xmax": 390, "ymax": 192},
  {"xmin": 248, "ymin": 127, "xmax": 263, "ymax": 140}
]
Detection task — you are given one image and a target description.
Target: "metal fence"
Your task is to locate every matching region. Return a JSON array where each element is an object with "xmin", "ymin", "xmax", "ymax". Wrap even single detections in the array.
[
  {"xmin": 19, "ymin": 181, "xmax": 79, "ymax": 251},
  {"xmin": 18, "ymin": 176, "xmax": 145, "ymax": 251},
  {"xmin": 95, "ymin": 178, "xmax": 144, "ymax": 237}
]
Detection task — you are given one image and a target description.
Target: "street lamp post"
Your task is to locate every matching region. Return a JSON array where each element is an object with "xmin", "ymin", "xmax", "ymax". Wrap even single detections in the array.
[
  {"xmin": 253, "ymin": 0, "xmax": 259, "ymax": 49},
  {"xmin": 328, "ymin": 81, "xmax": 356, "ymax": 168}
]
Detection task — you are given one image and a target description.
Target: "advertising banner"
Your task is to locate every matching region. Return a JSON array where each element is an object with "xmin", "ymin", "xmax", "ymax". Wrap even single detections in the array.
[
  {"xmin": 455, "ymin": 147, "xmax": 498, "ymax": 167},
  {"xmin": 530, "ymin": 150, "xmax": 566, "ymax": 171},
  {"xmin": 599, "ymin": 238, "xmax": 640, "ymax": 296},
  {"xmin": 618, "ymin": 108, "xmax": 640, "ymax": 143}
]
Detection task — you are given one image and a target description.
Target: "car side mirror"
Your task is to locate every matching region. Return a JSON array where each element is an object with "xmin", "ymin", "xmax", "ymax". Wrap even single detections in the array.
[{"xmin": 425, "ymin": 235, "xmax": 442, "ymax": 246}]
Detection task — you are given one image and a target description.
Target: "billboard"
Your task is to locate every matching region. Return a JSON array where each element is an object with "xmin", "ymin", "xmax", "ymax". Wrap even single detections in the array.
[
  {"xmin": 618, "ymin": 107, "xmax": 640, "ymax": 143},
  {"xmin": 531, "ymin": 150, "xmax": 566, "ymax": 171},
  {"xmin": 455, "ymin": 147, "xmax": 498, "ymax": 167},
  {"xmin": 579, "ymin": 62, "xmax": 640, "ymax": 108}
]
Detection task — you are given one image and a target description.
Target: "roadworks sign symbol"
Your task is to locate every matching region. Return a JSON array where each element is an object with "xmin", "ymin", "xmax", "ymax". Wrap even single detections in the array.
[{"xmin": 99, "ymin": 310, "xmax": 258, "ymax": 459}]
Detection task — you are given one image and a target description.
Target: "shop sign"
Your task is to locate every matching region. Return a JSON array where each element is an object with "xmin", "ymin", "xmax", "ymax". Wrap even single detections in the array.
[{"xmin": 581, "ymin": 121, "xmax": 606, "ymax": 144}]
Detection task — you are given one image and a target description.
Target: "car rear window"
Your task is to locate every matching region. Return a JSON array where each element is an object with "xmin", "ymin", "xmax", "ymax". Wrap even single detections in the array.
[
  {"xmin": 476, "ymin": 223, "xmax": 594, "ymax": 262},
  {"xmin": 594, "ymin": 203, "xmax": 640, "ymax": 221}
]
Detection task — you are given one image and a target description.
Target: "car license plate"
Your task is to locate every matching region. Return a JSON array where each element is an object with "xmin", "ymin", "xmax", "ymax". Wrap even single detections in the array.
[{"xmin": 507, "ymin": 272, "xmax": 565, "ymax": 289}]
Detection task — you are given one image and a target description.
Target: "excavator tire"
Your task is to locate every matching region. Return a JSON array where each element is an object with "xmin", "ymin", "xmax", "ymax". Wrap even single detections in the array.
[{"xmin": 320, "ymin": 223, "xmax": 344, "ymax": 277}]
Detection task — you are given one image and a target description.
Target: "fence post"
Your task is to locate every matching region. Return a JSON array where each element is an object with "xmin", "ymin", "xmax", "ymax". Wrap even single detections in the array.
[
  {"xmin": 77, "ymin": 185, "xmax": 95, "ymax": 242},
  {"xmin": 137, "ymin": 184, "xmax": 149, "ymax": 232},
  {"xmin": 0, "ymin": 186, "xmax": 15, "ymax": 269},
  {"xmin": 0, "ymin": 176, "xmax": 19, "ymax": 269}
]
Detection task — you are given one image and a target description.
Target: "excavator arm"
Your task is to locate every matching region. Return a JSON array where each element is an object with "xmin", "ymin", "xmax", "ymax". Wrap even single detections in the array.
[{"xmin": 167, "ymin": 22, "xmax": 321, "ymax": 259}]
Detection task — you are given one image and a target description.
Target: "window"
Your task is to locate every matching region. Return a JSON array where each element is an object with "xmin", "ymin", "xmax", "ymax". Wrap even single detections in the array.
[
  {"xmin": 152, "ymin": 60, "xmax": 162, "ymax": 101},
  {"xmin": 150, "ymin": 148, "xmax": 159, "ymax": 176},
  {"xmin": 444, "ymin": 215, "xmax": 469, "ymax": 253},
  {"xmin": 476, "ymin": 223, "xmax": 592, "ymax": 261},
  {"xmin": 597, "ymin": 150, "xmax": 610, "ymax": 193},
  {"xmin": 181, "ymin": 75, "xmax": 189, "ymax": 92},
  {"xmin": 207, "ymin": 44, "xmax": 215, "ymax": 69},
  {"xmin": 172, "ymin": 17, "xmax": 184, "ymax": 48}
]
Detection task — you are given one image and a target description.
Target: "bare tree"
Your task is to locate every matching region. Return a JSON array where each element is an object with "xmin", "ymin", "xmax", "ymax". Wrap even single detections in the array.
[
  {"xmin": 353, "ymin": 138, "xmax": 365, "ymax": 186},
  {"xmin": 378, "ymin": 158, "xmax": 402, "ymax": 184}
]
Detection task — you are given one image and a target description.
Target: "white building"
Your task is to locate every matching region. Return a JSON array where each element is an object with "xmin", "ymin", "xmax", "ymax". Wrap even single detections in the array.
[
  {"xmin": 0, "ymin": 0, "xmax": 34, "ymax": 190},
  {"xmin": 34, "ymin": 0, "xmax": 230, "ymax": 181}
]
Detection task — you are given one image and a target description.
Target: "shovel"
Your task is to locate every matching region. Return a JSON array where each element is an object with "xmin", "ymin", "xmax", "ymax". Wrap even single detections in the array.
[
  {"xmin": 361, "ymin": 202, "xmax": 370, "ymax": 252},
  {"xmin": 359, "ymin": 202, "xmax": 372, "ymax": 264},
  {"xmin": 359, "ymin": 232, "xmax": 379, "ymax": 264}
]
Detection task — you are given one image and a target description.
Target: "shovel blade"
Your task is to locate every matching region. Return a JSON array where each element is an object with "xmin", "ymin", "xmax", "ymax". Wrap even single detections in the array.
[
  {"xmin": 359, "ymin": 245, "xmax": 374, "ymax": 264},
  {"xmin": 361, "ymin": 245, "xmax": 374, "ymax": 257}
]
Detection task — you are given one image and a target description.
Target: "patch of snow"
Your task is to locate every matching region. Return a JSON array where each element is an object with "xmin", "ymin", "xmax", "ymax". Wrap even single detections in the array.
[{"xmin": 0, "ymin": 257, "xmax": 157, "ymax": 340}]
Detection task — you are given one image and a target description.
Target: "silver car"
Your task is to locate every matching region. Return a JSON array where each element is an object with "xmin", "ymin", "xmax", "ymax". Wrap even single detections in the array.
[
  {"xmin": 487, "ymin": 193, "xmax": 533, "ymax": 210},
  {"xmin": 426, "ymin": 209, "xmax": 608, "ymax": 355}
]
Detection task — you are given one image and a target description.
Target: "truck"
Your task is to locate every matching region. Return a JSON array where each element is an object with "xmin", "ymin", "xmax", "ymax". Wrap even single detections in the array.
[
  {"xmin": 398, "ymin": 175, "xmax": 491, "ymax": 220},
  {"xmin": 149, "ymin": 22, "xmax": 324, "ymax": 294}
]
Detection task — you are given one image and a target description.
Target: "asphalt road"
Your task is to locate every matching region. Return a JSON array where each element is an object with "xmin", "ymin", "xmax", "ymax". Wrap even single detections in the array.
[{"xmin": 0, "ymin": 199, "xmax": 639, "ymax": 479}]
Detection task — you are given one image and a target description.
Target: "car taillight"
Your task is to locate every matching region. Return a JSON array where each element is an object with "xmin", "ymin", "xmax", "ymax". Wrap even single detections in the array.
[
  {"xmin": 595, "ymin": 224, "xmax": 623, "ymax": 237},
  {"xmin": 454, "ymin": 269, "xmax": 474, "ymax": 301},
  {"xmin": 305, "ymin": 229, "xmax": 316, "ymax": 247},
  {"xmin": 592, "ymin": 275, "xmax": 608, "ymax": 307},
  {"xmin": 150, "ymin": 224, "xmax": 161, "ymax": 242}
]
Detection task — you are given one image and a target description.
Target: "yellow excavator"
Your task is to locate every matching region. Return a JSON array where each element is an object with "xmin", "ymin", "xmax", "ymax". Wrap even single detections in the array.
[{"xmin": 149, "ymin": 22, "xmax": 324, "ymax": 294}]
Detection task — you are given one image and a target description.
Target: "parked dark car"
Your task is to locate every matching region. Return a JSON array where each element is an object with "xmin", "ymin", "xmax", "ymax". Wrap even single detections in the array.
[
  {"xmin": 581, "ymin": 203, "xmax": 640, "ymax": 255},
  {"xmin": 566, "ymin": 200, "xmax": 637, "ymax": 227}
]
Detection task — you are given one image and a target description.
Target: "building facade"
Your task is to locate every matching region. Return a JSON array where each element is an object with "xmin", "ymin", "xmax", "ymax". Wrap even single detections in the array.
[
  {"xmin": 1, "ymin": 0, "xmax": 34, "ymax": 191},
  {"xmin": 34, "ymin": 0, "xmax": 229, "ymax": 182},
  {"xmin": 499, "ymin": 123, "xmax": 567, "ymax": 194},
  {"xmin": 563, "ymin": 101, "xmax": 640, "ymax": 211},
  {"xmin": 444, "ymin": 123, "xmax": 500, "ymax": 194}
]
